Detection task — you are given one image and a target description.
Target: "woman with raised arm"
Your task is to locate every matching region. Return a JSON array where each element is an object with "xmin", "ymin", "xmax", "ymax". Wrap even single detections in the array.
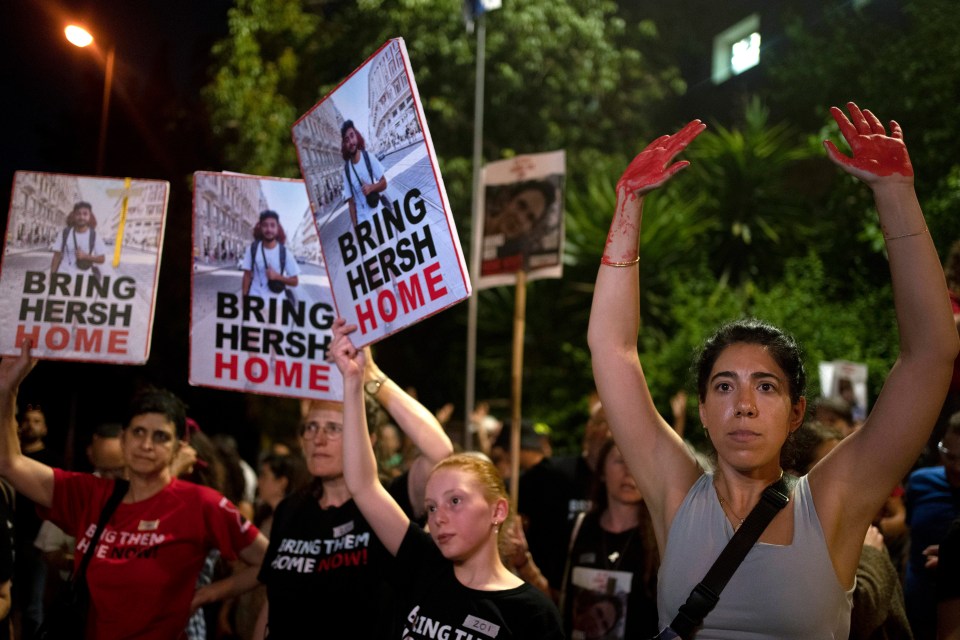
[
  {"xmin": 0, "ymin": 344, "xmax": 268, "ymax": 640},
  {"xmin": 255, "ymin": 345, "xmax": 454, "ymax": 639},
  {"xmin": 331, "ymin": 318, "xmax": 564, "ymax": 639},
  {"xmin": 587, "ymin": 103, "xmax": 959, "ymax": 638}
]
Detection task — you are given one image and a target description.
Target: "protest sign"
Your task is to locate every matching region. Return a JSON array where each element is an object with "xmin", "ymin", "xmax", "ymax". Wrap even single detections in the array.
[
  {"xmin": 818, "ymin": 359, "xmax": 869, "ymax": 422},
  {"xmin": 477, "ymin": 150, "xmax": 565, "ymax": 289},
  {"xmin": 0, "ymin": 171, "xmax": 169, "ymax": 364},
  {"xmin": 190, "ymin": 172, "xmax": 342, "ymax": 400},
  {"xmin": 293, "ymin": 38, "xmax": 471, "ymax": 347}
]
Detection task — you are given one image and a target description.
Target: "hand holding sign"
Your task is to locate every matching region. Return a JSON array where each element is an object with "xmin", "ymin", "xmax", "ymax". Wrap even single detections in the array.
[
  {"xmin": 331, "ymin": 318, "xmax": 366, "ymax": 381},
  {"xmin": 0, "ymin": 339, "xmax": 37, "ymax": 396},
  {"xmin": 824, "ymin": 102, "xmax": 914, "ymax": 185}
]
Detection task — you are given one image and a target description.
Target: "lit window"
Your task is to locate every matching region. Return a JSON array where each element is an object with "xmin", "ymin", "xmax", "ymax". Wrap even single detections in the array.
[
  {"xmin": 730, "ymin": 32, "xmax": 761, "ymax": 75},
  {"xmin": 712, "ymin": 14, "xmax": 761, "ymax": 84}
]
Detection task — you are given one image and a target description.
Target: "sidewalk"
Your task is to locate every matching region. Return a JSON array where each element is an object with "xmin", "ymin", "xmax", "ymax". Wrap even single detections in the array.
[{"xmin": 193, "ymin": 261, "xmax": 239, "ymax": 274}]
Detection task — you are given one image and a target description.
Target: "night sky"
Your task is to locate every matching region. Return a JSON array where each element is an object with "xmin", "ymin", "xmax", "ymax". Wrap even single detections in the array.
[{"xmin": 0, "ymin": 1, "xmax": 279, "ymax": 465}]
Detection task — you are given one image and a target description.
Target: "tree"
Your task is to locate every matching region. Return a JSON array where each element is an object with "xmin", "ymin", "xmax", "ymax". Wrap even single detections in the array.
[
  {"xmin": 682, "ymin": 98, "xmax": 818, "ymax": 286},
  {"xmin": 764, "ymin": 0, "xmax": 960, "ymax": 254},
  {"xmin": 202, "ymin": 0, "xmax": 687, "ymax": 436}
]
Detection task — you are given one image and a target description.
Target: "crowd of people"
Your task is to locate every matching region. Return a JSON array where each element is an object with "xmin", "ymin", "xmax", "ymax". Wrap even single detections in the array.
[{"xmin": 0, "ymin": 102, "xmax": 958, "ymax": 639}]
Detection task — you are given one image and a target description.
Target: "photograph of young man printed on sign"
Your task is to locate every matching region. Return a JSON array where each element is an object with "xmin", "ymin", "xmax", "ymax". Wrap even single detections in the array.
[
  {"xmin": 0, "ymin": 171, "xmax": 169, "ymax": 364},
  {"xmin": 190, "ymin": 172, "xmax": 342, "ymax": 401},
  {"xmin": 293, "ymin": 37, "xmax": 471, "ymax": 348},
  {"xmin": 478, "ymin": 150, "xmax": 565, "ymax": 290}
]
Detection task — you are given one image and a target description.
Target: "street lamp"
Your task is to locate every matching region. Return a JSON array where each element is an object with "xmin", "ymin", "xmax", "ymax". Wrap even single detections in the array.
[{"xmin": 64, "ymin": 24, "xmax": 115, "ymax": 175}]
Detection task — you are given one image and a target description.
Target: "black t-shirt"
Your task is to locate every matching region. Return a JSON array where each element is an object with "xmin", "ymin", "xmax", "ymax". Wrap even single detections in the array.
[
  {"xmin": 16, "ymin": 448, "xmax": 61, "ymax": 547},
  {"xmin": 554, "ymin": 454, "xmax": 597, "ymax": 521},
  {"xmin": 938, "ymin": 516, "xmax": 960, "ymax": 602},
  {"xmin": 518, "ymin": 457, "xmax": 577, "ymax": 586},
  {"xmin": 258, "ymin": 491, "xmax": 396, "ymax": 639},
  {"xmin": 0, "ymin": 480, "xmax": 13, "ymax": 640},
  {"xmin": 563, "ymin": 511, "xmax": 658, "ymax": 639},
  {"xmin": 393, "ymin": 523, "xmax": 564, "ymax": 639}
]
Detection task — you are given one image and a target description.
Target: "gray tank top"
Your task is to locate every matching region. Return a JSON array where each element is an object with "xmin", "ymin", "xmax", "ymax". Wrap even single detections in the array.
[{"xmin": 657, "ymin": 473, "xmax": 853, "ymax": 639}]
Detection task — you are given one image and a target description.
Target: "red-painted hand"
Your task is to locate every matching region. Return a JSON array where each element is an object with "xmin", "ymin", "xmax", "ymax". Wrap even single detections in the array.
[
  {"xmin": 823, "ymin": 102, "xmax": 913, "ymax": 183},
  {"xmin": 617, "ymin": 120, "xmax": 706, "ymax": 197}
]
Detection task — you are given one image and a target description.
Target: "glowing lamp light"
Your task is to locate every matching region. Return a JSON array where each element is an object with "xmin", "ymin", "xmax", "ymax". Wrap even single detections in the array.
[{"xmin": 65, "ymin": 25, "xmax": 94, "ymax": 48}]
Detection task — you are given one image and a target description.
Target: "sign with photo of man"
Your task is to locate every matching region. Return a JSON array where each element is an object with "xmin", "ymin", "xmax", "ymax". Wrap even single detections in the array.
[
  {"xmin": 478, "ymin": 150, "xmax": 565, "ymax": 289},
  {"xmin": 190, "ymin": 172, "xmax": 342, "ymax": 400},
  {"xmin": 0, "ymin": 171, "xmax": 169, "ymax": 364},
  {"xmin": 292, "ymin": 38, "xmax": 471, "ymax": 348}
]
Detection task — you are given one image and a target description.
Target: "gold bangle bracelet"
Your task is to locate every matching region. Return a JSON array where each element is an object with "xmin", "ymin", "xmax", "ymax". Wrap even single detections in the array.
[
  {"xmin": 884, "ymin": 227, "xmax": 927, "ymax": 241},
  {"xmin": 601, "ymin": 256, "xmax": 640, "ymax": 267}
]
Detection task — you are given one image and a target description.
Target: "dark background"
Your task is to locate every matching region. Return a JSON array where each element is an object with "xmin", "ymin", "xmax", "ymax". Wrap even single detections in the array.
[{"xmin": 0, "ymin": 0, "xmax": 279, "ymax": 467}]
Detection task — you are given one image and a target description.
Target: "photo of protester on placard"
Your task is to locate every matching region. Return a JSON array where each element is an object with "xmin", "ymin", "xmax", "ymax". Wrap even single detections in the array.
[
  {"xmin": 0, "ymin": 171, "xmax": 169, "ymax": 364},
  {"xmin": 50, "ymin": 200, "xmax": 108, "ymax": 279},
  {"xmin": 818, "ymin": 359, "xmax": 869, "ymax": 424},
  {"xmin": 478, "ymin": 150, "xmax": 565, "ymax": 289},
  {"xmin": 190, "ymin": 171, "xmax": 342, "ymax": 401},
  {"xmin": 293, "ymin": 38, "xmax": 471, "ymax": 348}
]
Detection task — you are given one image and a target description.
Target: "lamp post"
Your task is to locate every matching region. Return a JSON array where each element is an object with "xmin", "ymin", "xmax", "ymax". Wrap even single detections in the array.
[{"xmin": 64, "ymin": 24, "xmax": 114, "ymax": 175}]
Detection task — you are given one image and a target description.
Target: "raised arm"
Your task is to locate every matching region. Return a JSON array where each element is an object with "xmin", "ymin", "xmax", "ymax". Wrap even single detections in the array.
[
  {"xmin": 332, "ymin": 318, "xmax": 410, "ymax": 555},
  {"xmin": 0, "ymin": 341, "xmax": 54, "ymax": 507},
  {"xmin": 812, "ymin": 103, "xmax": 960, "ymax": 568},
  {"xmin": 587, "ymin": 121, "xmax": 705, "ymax": 547},
  {"xmin": 363, "ymin": 347, "xmax": 453, "ymax": 517}
]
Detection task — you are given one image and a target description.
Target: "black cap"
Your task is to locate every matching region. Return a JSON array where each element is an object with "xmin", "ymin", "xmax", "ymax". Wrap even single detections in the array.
[
  {"xmin": 259, "ymin": 210, "xmax": 280, "ymax": 222},
  {"xmin": 493, "ymin": 419, "xmax": 550, "ymax": 451},
  {"xmin": 340, "ymin": 120, "xmax": 356, "ymax": 138}
]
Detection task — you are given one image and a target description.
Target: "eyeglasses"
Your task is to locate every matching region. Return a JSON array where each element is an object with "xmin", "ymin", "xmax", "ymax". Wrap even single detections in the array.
[
  {"xmin": 939, "ymin": 441, "xmax": 960, "ymax": 464},
  {"xmin": 300, "ymin": 420, "xmax": 343, "ymax": 439}
]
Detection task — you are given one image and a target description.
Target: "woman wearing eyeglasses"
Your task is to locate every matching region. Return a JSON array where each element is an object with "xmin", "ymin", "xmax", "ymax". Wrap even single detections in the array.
[
  {"xmin": 255, "ymin": 348, "xmax": 454, "ymax": 639},
  {"xmin": 0, "ymin": 345, "xmax": 269, "ymax": 640}
]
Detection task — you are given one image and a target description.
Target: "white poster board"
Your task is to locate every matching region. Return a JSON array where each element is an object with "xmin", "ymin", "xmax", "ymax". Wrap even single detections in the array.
[
  {"xmin": 0, "ymin": 171, "xmax": 169, "ymax": 364},
  {"xmin": 818, "ymin": 359, "xmax": 868, "ymax": 422},
  {"xmin": 477, "ymin": 150, "xmax": 565, "ymax": 289},
  {"xmin": 292, "ymin": 38, "xmax": 471, "ymax": 347},
  {"xmin": 190, "ymin": 172, "xmax": 342, "ymax": 400}
]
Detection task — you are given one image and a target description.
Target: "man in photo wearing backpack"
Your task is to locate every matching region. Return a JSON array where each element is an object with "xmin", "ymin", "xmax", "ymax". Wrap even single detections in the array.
[
  {"xmin": 49, "ymin": 201, "xmax": 106, "ymax": 279},
  {"xmin": 340, "ymin": 119, "xmax": 389, "ymax": 226},
  {"xmin": 241, "ymin": 210, "xmax": 300, "ymax": 303}
]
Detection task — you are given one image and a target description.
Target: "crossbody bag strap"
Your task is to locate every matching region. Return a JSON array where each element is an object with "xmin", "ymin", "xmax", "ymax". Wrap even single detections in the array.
[
  {"xmin": 260, "ymin": 241, "xmax": 284, "ymax": 277},
  {"xmin": 558, "ymin": 510, "xmax": 588, "ymax": 617},
  {"xmin": 362, "ymin": 149, "xmax": 376, "ymax": 183},
  {"xmin": 350, "ymin": 157, "xmax": 367, "ymax": 192},
  {"xmin": 669, "ymin": 474, "xmax": 796, "ymax": 640},
  {"xmin": 74, "ymin": 479, "xmax": 129, "ymax": 584}
]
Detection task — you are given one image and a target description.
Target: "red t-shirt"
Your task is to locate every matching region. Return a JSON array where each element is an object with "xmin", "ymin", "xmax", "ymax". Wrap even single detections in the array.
[{"xmin": 39, "ymin": 469, "xmax": 259, "ymax": 640}]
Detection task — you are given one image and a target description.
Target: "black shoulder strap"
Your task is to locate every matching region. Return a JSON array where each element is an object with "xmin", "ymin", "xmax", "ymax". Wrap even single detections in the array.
[
  {"xmin": 669, "ymin": 474, "xmax": 796, "ymax": 640},
  {"xmin": 250, "ymin": 239, "xmax": 260, "ymax": 273},
  {"xmin": 75, "ymin": 479, "xmax": 129, "ymax": 584},
  {"xmin": 558, "ymin": 510, "xmax": 589, "ymax": 616},
  {"xmin": 259, "ymin": 239, "xmax": 285, "ymax": 276},
  {"xmin": 89, "ymin": 228, "xmax": 96, "ymax": 253},
  {"xmin": 362, "ymin": 149, "xmax": 375, "ymax": 182},
  {"xmin": 61, "ymin": 227, "xmax": 69, "ymax": 254},
  {"xmin": 345, "ymin": 159, "xmax": 356, "ymax": 200}
]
